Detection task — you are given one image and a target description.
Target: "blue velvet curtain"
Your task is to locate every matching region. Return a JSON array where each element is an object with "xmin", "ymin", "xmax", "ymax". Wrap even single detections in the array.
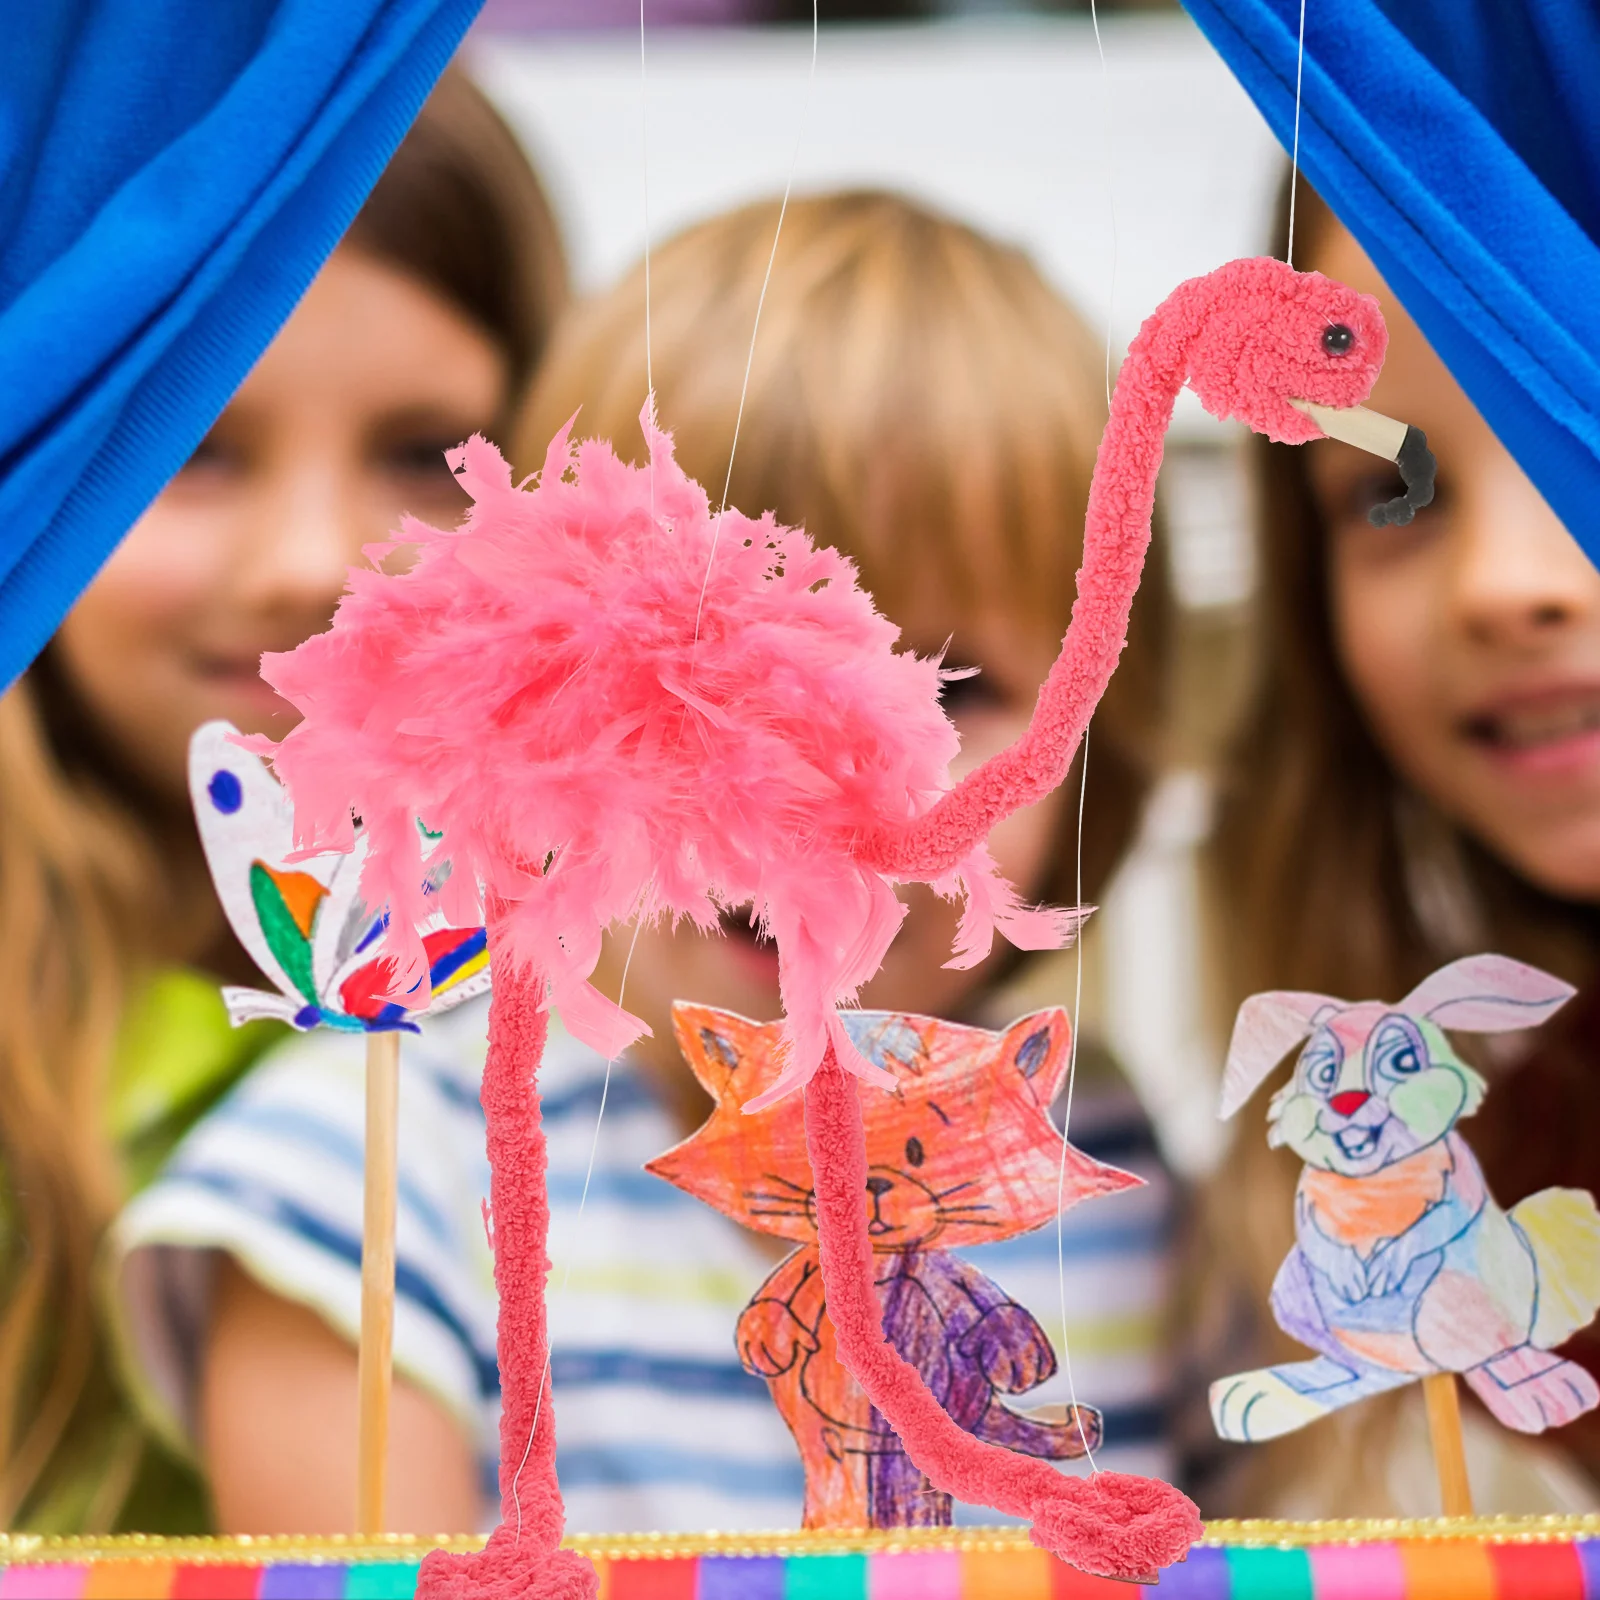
[
  {"xmin": 6, "ymin": 4, "xmax": 1595, "ymax": 690},
  {"xmin": 1181, "ymin": 0, "xmax": 1600, "ymax": 554},
  {"xmin": 0, "ymin": 1, "xmax": 481, "ymax": 689}
]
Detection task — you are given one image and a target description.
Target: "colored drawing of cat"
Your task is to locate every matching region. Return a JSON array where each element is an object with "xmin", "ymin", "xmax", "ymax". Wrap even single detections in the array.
[
  {"xmin": 647, "ymin": 1004, "xmax": 1140, "ymax": 1528},
  {"xmin": 1212, "ymin": 954, "xmax": 1600, "ymax": 1444}
]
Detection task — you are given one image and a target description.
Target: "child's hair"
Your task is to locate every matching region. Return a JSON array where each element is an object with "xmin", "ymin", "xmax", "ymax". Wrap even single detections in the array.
[
  {"xmin": 516, "ymin": 189, "xmax": 1169, "ymax": 919},
  {"xmin": 1195, "ymin": 173, "xmax": 1600, "ymax": 1512},
  {"xmin": 0, "ymin": 66, "xmax": 566, "ymax": 1529}
]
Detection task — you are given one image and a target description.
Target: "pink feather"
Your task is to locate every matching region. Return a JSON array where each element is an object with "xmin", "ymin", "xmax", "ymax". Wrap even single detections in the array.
[{"xmin": 255, "ymin": 405, "xmax": 1076, "ymax": 1101}]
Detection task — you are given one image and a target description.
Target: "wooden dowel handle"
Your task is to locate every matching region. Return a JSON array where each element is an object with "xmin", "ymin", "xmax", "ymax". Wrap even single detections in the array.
[
  {"xmin": 357, "ymin": 1029, "xmax": 401, "ymax": 1534},
  {"xmin": 1423, "ymin": 1371, "xmax": 1473, "ymax": 1518}
]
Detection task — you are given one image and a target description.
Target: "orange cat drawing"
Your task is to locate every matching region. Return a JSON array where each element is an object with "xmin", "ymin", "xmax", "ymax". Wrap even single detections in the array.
[{"xmin": 647, "ymin": 1005, "xmax": 1141, "ymax": 1528}]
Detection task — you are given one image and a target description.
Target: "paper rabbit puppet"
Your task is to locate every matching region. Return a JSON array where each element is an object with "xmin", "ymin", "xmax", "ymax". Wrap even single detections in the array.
[
  {"xmin": 1211, "ymin": 954, "xmax": 1600, "ymax": 1444},
  {"xmin": 648, "ymin": 1005, "xmax": 1135, "ymax": 1528}
]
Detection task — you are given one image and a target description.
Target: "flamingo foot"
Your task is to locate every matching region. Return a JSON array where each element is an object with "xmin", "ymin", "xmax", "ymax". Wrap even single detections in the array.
[
  {"xmin": 1028, "ymin": 1470, "xmax": 1202, "ymax": 1580},
  {"xmin": 416, "ymin": 1535, "xmax": 598, "ymax": 1600}
]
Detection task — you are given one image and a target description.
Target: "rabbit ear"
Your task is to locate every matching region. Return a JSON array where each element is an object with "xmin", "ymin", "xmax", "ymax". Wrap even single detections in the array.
[
  {"xmin": 1400, "ymin": 954, "xmax": 1576, "ymax": 1033},
  {"xmin": 1219, "ymin": 991, "xmax": 1340, "ymax": 1120}
]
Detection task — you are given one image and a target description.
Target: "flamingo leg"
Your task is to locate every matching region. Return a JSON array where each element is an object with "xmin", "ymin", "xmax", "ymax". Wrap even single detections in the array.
[
  {"xmin": 803, "ymin": 1048, "xmax": 1201, "ymax": 1580},
  {"xmin": 418, "ymin": 952, "xmax": 597, "ymax": 1600}
]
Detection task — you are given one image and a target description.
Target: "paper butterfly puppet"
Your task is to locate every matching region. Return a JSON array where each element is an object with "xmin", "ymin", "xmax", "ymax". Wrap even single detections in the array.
[
  {"xmin": 648, "ymin": 1004, "xmax": 1137, "ymax": 1529},
  {"xmin": 189, "ymin": 720, "xmax": 490, "ymax": 1034},
  {"xmin": 1211, "ymin": 953, "xmax": 1600, "ymax": 1444}
]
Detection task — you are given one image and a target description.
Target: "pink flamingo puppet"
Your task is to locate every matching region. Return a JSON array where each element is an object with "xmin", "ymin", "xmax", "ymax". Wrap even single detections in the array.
[{"xmin": 255, "ymin": 255, "xmax": 1430, "ymax": 1596}]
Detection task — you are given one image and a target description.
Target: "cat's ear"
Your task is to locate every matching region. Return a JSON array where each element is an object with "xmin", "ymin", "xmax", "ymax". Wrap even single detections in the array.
[
  {"xmin": 1220, "ymin": 991, "xmax": 1341, "ymax": 1119},
  {"xmin": 1400, "ymin": 954, "xmax": 1576, "ymax": 1034},
  {"xmin": 997, "ymin": 1009, "xmax": 1073, "ymax": 1102},
  {"xmin": 670, "ymin": 1003, "xmax": 771, "ymax": 1098}
]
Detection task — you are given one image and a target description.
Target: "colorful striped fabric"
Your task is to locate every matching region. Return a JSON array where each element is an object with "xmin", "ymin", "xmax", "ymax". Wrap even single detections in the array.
[{"xmin": 5, "ymin": 1529, "xmax": 1600, "ymax": 1599}]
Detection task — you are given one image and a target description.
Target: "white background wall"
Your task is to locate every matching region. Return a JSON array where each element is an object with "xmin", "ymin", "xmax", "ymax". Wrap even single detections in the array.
[{"xmin": 469, "ymin": 15, "xmax": 1282, "ymax": 439}]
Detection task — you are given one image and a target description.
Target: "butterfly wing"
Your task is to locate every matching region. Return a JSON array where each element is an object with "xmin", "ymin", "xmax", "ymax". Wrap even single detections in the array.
[
  {"xmin": 324, "ymin": 913, "xmax": 489, "ymax": 1030},
  {"xmin": 310, "ymin": 839, "xmax": 419, "ymax": 1030},
  {"xmin": 220, "ymin": 985, "xmax": 314, "ymax": 1028},
  {"xmin": 407, "ymin": 841, "xmax": 490, "ymax": 1018},
  {"xmin": 314, "ymin": 843, "xmax": 489, "ymax": 1029},
  {"xmin": 413, "ymin": 922, "xmax": 491, "ymax": 1016},
  {"xmin": 307, "ymin": 833, "xmax": 387, "ymax": 1019},
  {"xmin": 191, "ymin": 721, "xmax": 342, "ymax": 1011}
]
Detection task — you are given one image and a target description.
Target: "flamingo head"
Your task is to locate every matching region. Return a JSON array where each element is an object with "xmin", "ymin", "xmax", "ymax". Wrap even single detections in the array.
[
  {"xmin": 1185, "ymin": 256, "xmax": 1386, "ymax": 442},
  {"xmin": 1183, "ymin": 256, "xmax": 1434, "ymax": 526}
]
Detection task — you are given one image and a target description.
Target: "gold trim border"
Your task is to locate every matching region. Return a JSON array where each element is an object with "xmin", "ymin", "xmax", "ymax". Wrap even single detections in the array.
[{"xmin": 3, "ymin": 1517, "xmax": 1600, "ymax": 1565}]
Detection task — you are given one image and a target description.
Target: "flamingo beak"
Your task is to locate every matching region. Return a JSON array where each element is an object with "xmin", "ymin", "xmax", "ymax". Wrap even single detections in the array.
[{"xmin": 1289, "ymin": 398, "xmax": 1437, "ymax": 527}]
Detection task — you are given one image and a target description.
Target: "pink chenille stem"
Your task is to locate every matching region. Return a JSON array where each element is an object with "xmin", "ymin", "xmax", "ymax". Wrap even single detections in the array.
[
  {"xmin": 804, "ymin": 1048, "xmax": 1201, "ymax": 1579},
  {"xmin": 864, "ymin": 288, "xmax": 1200, "ymax": 881},
  {"xmin": 481, "ymin": 959, "xmax": 563, "ymax": 1544},
  {"xmin": 417, "ymin": 943, "xmax": 598, "ymax": 1600}
]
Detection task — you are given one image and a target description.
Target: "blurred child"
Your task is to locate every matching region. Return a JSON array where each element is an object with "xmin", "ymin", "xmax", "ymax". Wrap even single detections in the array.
[
  {"xmin": 518, "ymin": 190, "xmax": 1177, "ymax": 1525},
  {"xmin": 0, "ymin": 68, "xmax": 566, "ymax": 1535},
  {"xmin": 120, "ymin": 190, "xmax": 1176, "ymax": 1536},
  {"xmin": 1201, "ymin": 174, "xmax": 1600, "ymax": 1517}
]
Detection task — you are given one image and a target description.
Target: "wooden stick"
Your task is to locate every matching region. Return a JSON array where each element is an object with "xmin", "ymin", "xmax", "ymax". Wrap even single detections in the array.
[
  {"xmin": 1423, "ymin": 1372, "xmax": 1473, "ymax": 1517},
  {"xmin": 356, "ymin": 1029, "xmax": 401, "ymax": 1534}
]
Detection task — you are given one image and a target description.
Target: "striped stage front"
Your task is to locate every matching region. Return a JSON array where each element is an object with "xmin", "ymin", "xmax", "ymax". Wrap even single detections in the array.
[{"xmin": 3, "ymin": 1521, "xmax": 1599, "ymax": 1598}]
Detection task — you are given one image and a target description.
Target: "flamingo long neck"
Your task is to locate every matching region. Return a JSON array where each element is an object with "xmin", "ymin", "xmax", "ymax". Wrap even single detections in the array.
[{"xmin": 865, "ymin": 279, "xmax": 1208, "ymax": 879}]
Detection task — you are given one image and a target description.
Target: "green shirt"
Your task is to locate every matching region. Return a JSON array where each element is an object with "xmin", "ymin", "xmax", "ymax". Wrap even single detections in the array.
[{"xmin": 17, "ymin": 970, "xmax": 283, "ymax": 1535}]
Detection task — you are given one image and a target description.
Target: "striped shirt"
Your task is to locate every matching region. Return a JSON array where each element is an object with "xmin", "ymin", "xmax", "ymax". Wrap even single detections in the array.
[{"xmin": 109, "ymin": 996, "xmax": 1172, "ymax": 1531}]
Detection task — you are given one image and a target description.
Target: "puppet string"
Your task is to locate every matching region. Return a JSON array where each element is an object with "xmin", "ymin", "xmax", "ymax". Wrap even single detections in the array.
[
  {"xmin": 499, "ymin": 9, "xmax": 662, "ymax": 1484},
  {"xmin": 512, "ymin": 886, "xmax": 654, "ymax": 1543},
  {"xmin": 1049, "ymin": 0, "xmax": 1118, "ymax": 1474},
  {"xmin": 640, "ymin": 0, "xmax": 658, "ymax": 524},
  {"xmin": 1088, "ymin": 0, "xmax": 1119, "ymax": 410},
  {"xmin": 1285, "ymin": 0, "xmax": 1307, "ymax": 267},
  {"xmin": 1054, "ymin": 723, "xmax": 1098, "ymax": 1473},
  {"xmin": 640, "ymin": 0, "xmax": 654, "ymax": 400},
  {"xmin": 691, "ymin": 0, "xmax": 819, "ymax": 651}
]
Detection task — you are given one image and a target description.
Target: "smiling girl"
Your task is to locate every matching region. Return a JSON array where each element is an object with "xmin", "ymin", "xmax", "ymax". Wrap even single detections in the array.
[
  {"xmin": 0, "ymin": 68, "xmax": 565, "ymax": 1534},
  {"xmin": 1202, "ymin": 175, "xmax": 1600, "ymax": 1516}
]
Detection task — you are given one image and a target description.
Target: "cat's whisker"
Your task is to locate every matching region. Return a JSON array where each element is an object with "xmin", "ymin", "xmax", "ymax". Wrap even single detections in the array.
[
  {"xmin": 939, "ymin": 1202, "xmax": 994, "ymax": 1213},
  {"xmin": 938, "ymin": 1215, "xmax": 1001, "ymax": 1228},
  {"xmin": 742, "ymin": 1188, "xmax": 814, "ymax": 1204},
  {"xmin": 761, "ymin": 1171, "xmax": 811, "ymax": 1194},
  {"xmin": 746, "ymin": 1206, "xmax": 812, "ymax": 1219},
  {"xmin": 934, "ymin": 1180, "xmax": 977, "ymax": 1201}
]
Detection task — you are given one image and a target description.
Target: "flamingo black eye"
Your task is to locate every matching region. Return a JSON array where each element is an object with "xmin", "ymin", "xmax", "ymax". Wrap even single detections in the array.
[
  {"xmin": 905, "ymin": 1136, "xmax": 924, "ymax": 1168},
  {"xmin": 1322, "ymin": 323, "xmax": 1355, "ymax": 356}
]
